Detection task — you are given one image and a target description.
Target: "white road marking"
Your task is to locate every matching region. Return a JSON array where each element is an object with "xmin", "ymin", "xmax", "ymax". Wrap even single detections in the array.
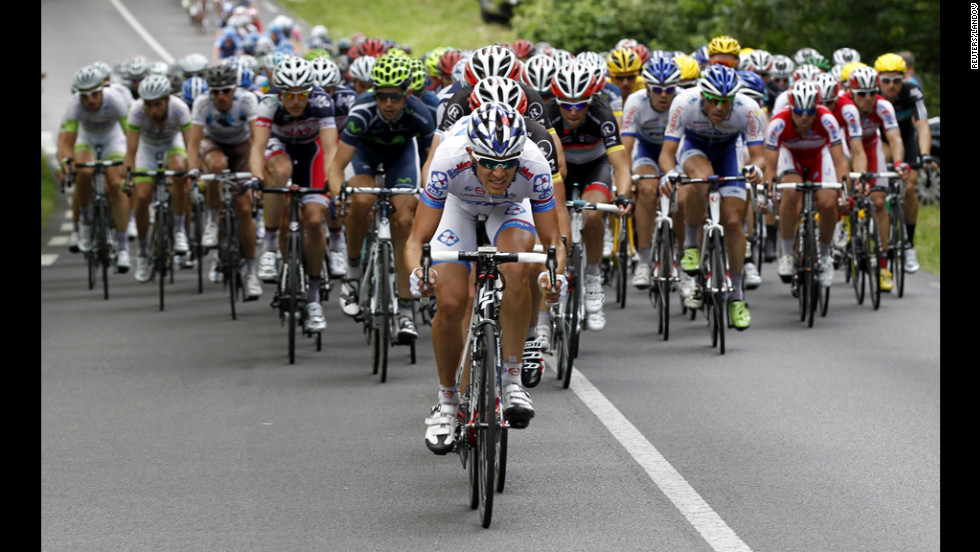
[
  {"xmin": 41, "ymin": 254, "xmax": 59, "ymax": 266},
  {"xmin": 571, "ymin": 369, "xmax": 753, "ymax": 552},
  {"xmin": 49, "ymin": 236, "xmax": 70, "ymax": 247},
  {"xmin": 60, "ymin": 223, "xmax": 74, "ymax": 232},
  {"xmin": 262, "ymin": 1, "xmax": 281, "ymax": 14},
  {"xmin": 65, "ymin": 211, "xmax": 73, "ymax": 219},
  {"xmin": 108, "ymin": 0, "xmax": 174, "ymax": 64}
]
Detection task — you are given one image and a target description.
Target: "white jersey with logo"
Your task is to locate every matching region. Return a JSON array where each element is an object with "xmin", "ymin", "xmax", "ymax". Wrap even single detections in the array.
[
  {"xmin": 191, "ymin": 88, "xmax": 258, "ymax": 146},
  {"xmin": 61, "ymin": 86, "xmax": 130, "ymax": 140},
  {"xmin": 664, "ymin": 87, "xmax": 765, "ymax": 147},
  {"xmin": 126, "ymin": 97, "xmax": 193, "ymax": 147},
  {"xmin": 621, "ymin": 89, "xmax": 672, "ymax": 146}
]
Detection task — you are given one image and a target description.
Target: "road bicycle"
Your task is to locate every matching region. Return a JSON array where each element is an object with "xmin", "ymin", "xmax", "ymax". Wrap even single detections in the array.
[
  {"xmin": 608, "ymin": 203, "xmax": 635, "ymax": 309},
  {"xmin": 553, "ymin": 182, "xmax": 621, "ymax": 389},
  {"xmin": 843, "ymin": 171, "xmax": 897, "ymax": 311},
  {"xmin": 670, "ymin": 173, "xmax": 748, "ymax": 354},
  {"xmin": 337, "ymin": 182, "xmax": 418, "ymax": 383},
  {"xmin": 64, "ymin": 150, "xmax": 123, "ymax": 300},
  {"xmin": 749, "ymin": 183, "xmax": 770, "ymax": 276},
  {"xmin": 634, "ymin": 174, "xmax": 680, "ymax": 341},
  {"xmin": 199, "ymin": 171, "xmax": 254, "ymax": 320},
  {"xmin": 261, "ymin": 181, "xmax": 328, "ymax": 364},
  {"xmin": 420, "ymin": 219, "xmax": 557, "ymax": 529},
  {"xmin": 884, "ymin": 169, "xmax": 909, "ymax": 298},
  {"xmin": 128, "ymin": 162, "xmax": 187, "ymax": 312},
  {"xmin": 775, "ymin": 179, "xmax": 842, "ymax": 327}
]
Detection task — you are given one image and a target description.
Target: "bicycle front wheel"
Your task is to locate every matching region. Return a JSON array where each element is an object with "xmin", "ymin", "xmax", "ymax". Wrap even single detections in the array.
[
  {"xmin": 850, "ymin": 213, "xmax": 865, "ymax": 305},
  {"xmin": 890, "ymin": 197, "xmax": 907, "ymax": 298},
  {"xmin": 710, "ymin": 233, "xmax": 727, "ymax": 354},
  {"xmin": 656, "ymin": 223, "xmax": 673, "ymax": 341},
  {"xmin": 376, "ymin": 241, "xmax": 392, "ymax": 383},
  {"xmin": 804, "ymin": 213, "xmax": 817, "ymax": 328},
  {"xmin": 286, "ymin": 236, "xmax": 302, "ymax": 364},
  {"xmin": 868, "ymin": 216, "xmax": 882, "ymax": 311},
  {"xmin": 193, "ymin": 196, "xmax": 205, "ymax": 294},
  {"xmin": 476, "ymin": 329, "xmax": 496, "ymax": 528}
]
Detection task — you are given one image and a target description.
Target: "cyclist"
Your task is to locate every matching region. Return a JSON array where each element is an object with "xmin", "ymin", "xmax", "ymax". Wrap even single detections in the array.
[
  {"xmin": 123, "ymin": 74, "xmax": 194, "ymax": 282},
  {"xmin": 404, "ymin": 102, "xmax": 565, "ymax": 454},
  {"xmin": 326, "ymin": 54, "xmax": 436, "ymax": 343},
  {"xmin": 346, "ymin": 55, "xmax": 376, "ymax": 97},
  {"xmin": 58, "ymin": 65, "xmax": 133, "ymax": 271},
  {"xmin": 873, "ymin": 53, "xmax": 936, "ymax": 273},
  {"xmin": 658, "ymin": 64, "xmax": 766, "ymax": 330},
  {"xmin": 249, "ymin": 56, "xmax": 338, "ymax": 332},
  {"xmin": 546, "ymin": 62, "xmax": 635, "ymax": 332},
  {"xmin": 621, "ymin": 55, "xmax": 680, "ymax": 289},
  {"xmin": 706, "ymin": 35, "xmax": 741, "ymax": 69},
  {"xmin": 606, "ymin": 47, "xmax": 645, "ymax": 102},
  {"xmin": 186, "ymin": 64, "xmax": 262, "ymax": 299},
  {"xmin": 213, "ymin": 26, "xmax": 244, "ymax": 65},
  {"xmin": 764, "ymin": 81, "xmax": 850, "ymax": 290},
  {"xmin": 844, "ymin": 65, "xmax": 911, "ymax": 292}
]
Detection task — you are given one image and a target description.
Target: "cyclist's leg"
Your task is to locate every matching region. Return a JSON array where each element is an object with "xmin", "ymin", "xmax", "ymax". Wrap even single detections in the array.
[
  {"xmin": 632, "ymin": 155, "xmax": 660, "ymax": 269},
  {"xmin": 387, "ymin": 143, "xmax": 422, "ymax": 334},
  {"xmin": 345, "ymin": 146, "xmax": 382, "ymax": 279},
  {"xmin": 261, "ymin": 139, "xmax": 290, "ymax": 277},
  {"xmin": 166, "ymin": 146, "xmax": 191, "ymax": 251}
]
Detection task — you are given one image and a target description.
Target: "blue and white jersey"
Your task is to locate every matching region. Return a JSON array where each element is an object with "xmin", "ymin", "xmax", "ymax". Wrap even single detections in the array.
[
  {"xmin": 664, "ymin": 87, "xmax": 766, "ymax": 148},
  {"xmin": 190, "ymin": 87, "xmax": 259, "ymax": 146}
]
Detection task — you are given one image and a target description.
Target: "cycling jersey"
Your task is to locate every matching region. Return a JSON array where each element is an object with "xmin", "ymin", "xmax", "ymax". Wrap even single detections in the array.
[
  {"xmin": 61, "ymin": 86, "xmax": 129, "ymax": 138},
  {"xmin": 254, "ymin": 87, "xmax": 336, "ymax": 145},
  {"xmin": 438, "ymin": 82, "xmax": 548, "ymax": 133},
  {"xmin": 598, "ymin": 81, "xmax": 624, "ymax": 116},
  {"xmin": 766, "ymin": 105, "xmax": 843, "ymax": 181},
  {"xmin": 545, "ymin": 94, "xmax": 625, "ymax": 166},
  {"xmin": 621, "ymin": 88, "xmax": 672, "ymax": 171},
  {"xmin": 340, "ymin": 92, "xmax": 435, "ymax": 152},
  {"xmin": 330, "ymin": 85, "xmax": 358, "ymax": 132},
  {"xmin": 880, "ymin": 83, "xmax": 928, "ymax": 166},
  {"xmin": 126, "ymin": 97, "xmax": 193, "ymax": 146},
  {"xmin": 442, "ymin": 113, "xmax": 560, "ymax": 178},
  {"xmin": 844, "ymin": 93, "xmax": 900, "ymax": 185},
  {"xmin": 191, "ymin": 87, "xmax": 258, "ymax": 146}
]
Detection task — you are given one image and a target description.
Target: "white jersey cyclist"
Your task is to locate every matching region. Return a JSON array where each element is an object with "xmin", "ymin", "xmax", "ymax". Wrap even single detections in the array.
[
  {"xmin": 621, "ymin": 87, "xmax": 672, "ymax": 171},
  {"xmin": 126, "ymin": 94, "xmax": 193, "ymax": 167},
  {"xmin": 62, "ymin": 86, "xmax": 130, "ymax": 158},
  {"xmin": 191, "ymin": 87, "xmax": 259, "ymax": 145}
]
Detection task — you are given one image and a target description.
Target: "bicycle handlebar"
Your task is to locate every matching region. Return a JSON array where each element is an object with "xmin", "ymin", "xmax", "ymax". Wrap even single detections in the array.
[
  {"xmin": 775, "ymin": 182, "xmax": 843, "ymax": 191},
  {"xmin": 565, "ymin": 199, "xmax": 622, "ymax": 214},
  {"xmin": 631, "ymin": 173, "xmax": 662, "ymax": 182},
  {"xmin": 198, "ymin": 171, "xmax": 253, "ymax": 182}
]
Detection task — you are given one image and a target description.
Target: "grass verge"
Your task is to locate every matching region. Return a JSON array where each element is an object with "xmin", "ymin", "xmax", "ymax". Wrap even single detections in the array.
[
  {"xmin": 915, "ymin": 204, "xmax": 939, "ymax": 275},
  {"xmin": 41, "ymin": 152, "xmax": 57, "ymax": 232}
]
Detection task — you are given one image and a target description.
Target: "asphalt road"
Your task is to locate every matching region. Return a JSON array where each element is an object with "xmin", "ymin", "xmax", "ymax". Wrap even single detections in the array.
[{"xmin": 41, "ymin": 2, "xmax": 941, "ymax": 551}]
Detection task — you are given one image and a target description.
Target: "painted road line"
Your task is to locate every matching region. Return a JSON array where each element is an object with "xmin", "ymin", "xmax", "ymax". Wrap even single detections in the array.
[
  {"xmin": 109, "ymin": 0, "xmax": 174, "ymax": 63},
  {"xmin": 42, "ymin": 254, "xmax": 59, "ymax": 266}
]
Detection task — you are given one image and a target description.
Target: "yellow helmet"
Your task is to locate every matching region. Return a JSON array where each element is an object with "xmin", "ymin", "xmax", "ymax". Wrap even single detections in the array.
[
  {"xmin": 840, "ymin": 61, "xmax": 867, "ymax": 83},
  {"xmin": 673, "ymin": 54, "xmax": 701, "ymax": 80},
  {"xmin": 606, "ymin": 47, "xmax": 642, "ymax": 76},
  {"xmin": 874, "ymin": 53, "xmax": 907, "ymax": 74},
  {"xmin": 740, "ymin": 47, "xmax": 755, "ymax": 56},
  {"xmin": 708, "ymin": 35, "xmax": 741, "ymax": 56}
]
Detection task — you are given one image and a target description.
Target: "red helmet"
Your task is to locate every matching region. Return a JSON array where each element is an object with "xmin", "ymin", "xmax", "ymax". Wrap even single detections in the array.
[
  {"xmin": 357, "ymin": 37, "xmax": 387, "ymax": 59},
  {"xmin": 438, "ymin": 49, "xmax": 464, "ymax": 77},
  {"xmin": 632, "ymin": 43, "xmax": 651, "ymax": 65},
  {"xmin": 512, "ymin": 39, "xmax": 535, "ymax": 59}
]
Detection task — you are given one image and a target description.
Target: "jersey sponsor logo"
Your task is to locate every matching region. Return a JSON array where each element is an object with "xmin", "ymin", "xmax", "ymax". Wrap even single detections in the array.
[
  {"xmin": 519, "ymin": 166, "xmax": 533, "ymax": 180},
  {"xmin": 446, "ymin": 103, "xmax": 464, "ymax": 122},
  {"xmin": 437, "ymin": 229, "xmax": 460, "ymax": 246},
  {"xmin": 600, "ymin": 121, "xmax": 617, "ymax": 137},
  {"xmin": 527, "ymin": 103, "xmax": 543, "ymax": 120},
  {"xmin": 536, "ymin": 138, "xmax": 553, "ymax": 158},
  {"xmin": 428, "ymin": 171, "xmax": 449, "ymax": 193},
  {"xmin": 346, "ymin": 120, "xmax": 363, "ymax": 134},
  {"xmin": 532, "ymin": 174, "xmax": 552, "ymax": 195},
  {"xmin": 447, "ymin": 160, "xmax": 472, "ymax": 178},
  {"xmin": 474, "ymin": 186, "xmax": 486, "ymax": 195},
  {"xmin": 505, "ymin": 202, "xmax": 526, "ymax": 215}
]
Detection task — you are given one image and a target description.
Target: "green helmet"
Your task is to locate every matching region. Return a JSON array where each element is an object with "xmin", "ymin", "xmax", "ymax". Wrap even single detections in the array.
[
  {"xmin": 371, "ymin": 54, "xmax": 412, "ymax": 90},
  {"xmin": 408, "ymin": 57, "xmax": 426, "ymax": 92},
  {"xmin": 804, "ymin": 53, "xmax": 832, "ymax": 72},
  {"xmin": 425, "ymin": 46, "xmax": 449, "ymax": 79},
  {"xmin": 304, "ymin": 48, "xmax": 332, "ymax": 61}
]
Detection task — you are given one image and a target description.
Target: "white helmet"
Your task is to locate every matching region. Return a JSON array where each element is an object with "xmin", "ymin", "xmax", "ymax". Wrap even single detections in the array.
[
  {"xmin": 788, "ymin": 80, "xmax": 819, "ymax": 111},
  {"xmin": 466, "ymin": 102, "xmax": 527, "ymax": 159},
  {"xmin": 812, "ymin": 72, "xmax": 840, "ymax": 104},
  {"xmin": 311, "ymin": 57, "xmax": 342, "ymax": 88},
  {"xmin": 273, "ymin": 56, "xmax": 314, "ymax": 90},
  {"xmin": 849, "ymin": 66, "xmax": 879, "ymax": 91},
  {"xmin": 832, "ymin": 47, "xmax": 861, "ymax": 66},
  {"xmin": 348, "ymin": 55, "xmax": 376, "ymax": 82},
  {"xmin": 521, "ymin": 54, "xmax": 557, "ymax": 95},
  {"xmin": 550, "ymin": 62, "xmax": 595, "ymax": 100},
  {"xmin": 469, "ymin": 76, "xmax": 528, "ymax": 114},
  {"xmin": 311, "ymin": 25, "xmax": 328, "ymax": 39},
  {"xmin": 179, "ymin": 53, "xmax": 210, "ymax": 77},
  {"xmin": 771, "ymin": 55, "xmax": 795, "ymax": 78},
  {"xmin": 138, "ymin": 74, "xmax": 172, "ymax": 101},
  {"xmin": 73, "ymin": 65, "xmax": 104, "ymax": 93}
]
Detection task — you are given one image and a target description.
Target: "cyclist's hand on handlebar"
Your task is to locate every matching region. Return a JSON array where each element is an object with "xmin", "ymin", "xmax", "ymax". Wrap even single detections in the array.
[
  {"xmin": 659, "ymin": 169, "xmax": 680, "ymax": 195},
  {"xmin": 894, "ymin": 161, "xmax": 910, "ymax": 179},
  {"xmin": 614, "ymin": 194, "xmax": 634, "ymax": 216},
  {"xmin": 410, "ymin": 267, "xmax": 437, "ymax": 298},
  {"xmin": 743, "ymin": 164, "xmax": 763, "ymax": 184},
  {"xmin": 537, "ymin": 271, "xmax": 567, "ymax": 304},
  {"xmin": 186, "ymin": 168, "xmax": 201, "ymax": 181}
]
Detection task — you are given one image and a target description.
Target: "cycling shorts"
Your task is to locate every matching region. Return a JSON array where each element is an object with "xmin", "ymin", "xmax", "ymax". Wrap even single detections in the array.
[
  {"xmin": 631, "ymin": 140, "xmax": 663, "ymax": 174},
  {"xmin": 677, "ymin": 137, "xmax": 746, "ymax": 201},
  {"xmin": 265, "ymin": 136, "xmax": 328, "ymax": 207},
  {"xmin": 350, "ymin": 139, "xmax": 420, "ymax": 190},
  {"xmin": 565, "ymin": 157, "xmax": 613, "ymax": 201},
  {"xmin": 776, "ymin": 146, "xmax": 838, "ymax": 185},
  {"xmin": 200, "ymin": 137, "xmax": 251, "ymax": 173},
  {"xmin": 429, "ymin": 194, "xmax": 537, "ymax": 270}
]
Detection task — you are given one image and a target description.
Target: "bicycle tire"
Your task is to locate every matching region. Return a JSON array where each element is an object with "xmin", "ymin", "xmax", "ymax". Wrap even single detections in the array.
[
  {"xmin": 93, "ymin": 194, "xmax": 111, "ymax": 299},
  {"xmin": 868, "ymin": 215, "xmax": 882, "ymax": 311},
  {"xmin": 376, "ymin": 241, "xmax": 392, "ymax": 383},
  {"xmin": 477, "ymin": 328, "xmax": 496, "ymax": 528},
  {"xmin": 656, "ymin": 222, "xmax": 673, "ymax": 341},
  {"xmin": 287, "ymin": 235, "xmax": 301, "ymax": 364},
  {"xmin": 496, "ymin": 425, "xmax": 507, "ymax": 494},
  {"xmin": 710, "ymin": 233, "xmax": 727, "ymax": 354},
  {"xmin": 193, "ymin": 196, "xmax": 205, "ymax": 294},
  {"xmin": 567, "ymin": 243, "xmax": 584, "ymax": 363},
  {"xmin": 850, "ymin": 212, "xmax": 865, "ymax": 305},
  {"xmin": 891, "ymin": 195, "xmax": 906, "ymax": 298},
  {"xmin": 805, "ymin": 213, "xmax": 817, "ymax": 328},
  {"xmin": 221, "ymin": 210, "xmax": 240, "ymax": 320},
  {"xmin": 552, "ymin": 306, "xmax": 567, "ymax": 381},
  {"xmin": 615, "ymin": 218, "xmax": 629, "ymax": 309}
]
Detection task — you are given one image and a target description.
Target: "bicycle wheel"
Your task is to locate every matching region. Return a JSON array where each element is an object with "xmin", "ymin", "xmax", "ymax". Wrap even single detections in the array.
[
  {"xmin": 868, "ymin": 216, "xmax": 882, "ymax": 311},
  {"xmin": 376, "ymin": 241, "xmax": 392, "ymax": 383},
  {"xmin": 552, "ymin": 305, "xmax": 568, "ymax": 381},
  {"xmin": 93, "ymin": 197, "xmax": 111, "ymax": 299},
  {"xmin": 850, "ymin": 213, "xmax": 865, "ymax": 305},
  {"xmin": 286, "ymin": 236, "xmax": 302, "ymax": 364},
  {"xmin": 567, "ymin": 243, "xmax": 584, "ymax": 362},
  {"xmin": 710, "ymin": 233, "xmax": 727, "ymax": 354},
  {"xmin": 221, "ymin": 210, "xmax": 240, "ymax": 320},
  {"xmin": 477, "ymin": 328, "xmax": 496, "ymax": 528},
  {"xmin": 656, "ymin": 222, "xmax": 673, "ymax": 341},
  {"xmin": 193, "ymin": 196, "xmax": 205, "ymax": 294},
  {"xmin": 890, "ymin": 196, "xmax": 906, "ymax": 298},
  {"xmin": 804, "ymin": 213, "xmax": 817, "ymax": 328}
]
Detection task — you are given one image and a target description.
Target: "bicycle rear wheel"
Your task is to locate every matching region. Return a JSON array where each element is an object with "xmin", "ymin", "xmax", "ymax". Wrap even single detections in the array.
[
  {"xmin": 850, "ymin": 213, "xmax": 865, "ymax": 305},
  {"xmin": 890, "ymin": 197, "xmax": 906, "ymax": 298},
  {"xmin": 868, "ymin": 217, "xmax": 882, "ymax": 310},
  {"xmin": 477, "ymin": 329, "xmax": 496, "ymax": 528}
]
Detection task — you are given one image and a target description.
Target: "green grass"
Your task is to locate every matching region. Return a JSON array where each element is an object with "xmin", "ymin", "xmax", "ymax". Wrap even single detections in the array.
[
  {"xmin": 41, "ymin": 152, "xmax": 57, "ymax": 231},
  {"xmin": 915, "ymin": 204, "xmax": 939, "ymax": 275},
  {"xmin": 281, "ymin": 0, "xmax": 516, "ymax": 54}
]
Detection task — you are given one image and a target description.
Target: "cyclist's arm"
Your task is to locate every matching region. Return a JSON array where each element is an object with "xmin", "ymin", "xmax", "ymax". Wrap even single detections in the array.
[
  {"xmin": 658, "ymin": 139, "xmax": 678, "ymax": 175},
  {"xmin": 319, "ymin": 126, "xmax": 338, "ymax": 184},
  {"xmin": 419, "ymin": 132, "xmax": 442, "ymax": 188},
  {"xmin": 123, "ymin": 128, "xmax": 140, "ymax": 175},
  {"xmin": 762, "ymin": 146, "xmax": 779, "ymax": 190},
  {"xmin": 850, "ymin": 136, "xmax": 867, "ymax": 173},
  {"xmin": 187, "ymin": 124, "xmax": 204, "ymax": 172},
  {"xmin": 608, "ymin": 145, "xmax": 633, "ymax": 202},
  {"xmin": 915, "ymin": 117, "xmax": 932, "ymax": 158},
  {"xmin": 249, "ymin": 123, "xmax": 270, "ymax": 180},
  {"xmin": 403, "ymin": 200, "xmax": 443, "ymax": 276},
  {"xmin": 56, "ymin": 129, "xmax": 77, "ymax": 179},
  {"xmin": 327, "ymin": 140, "xmax": 356, "ymax": 197},
  {"xmin": 548, "ymin": 127, "xmax": 567, "ymax": 181},
  {"xmin": 745, "ymin": 144, "xmax": 765, "ymax": 183},
  {"xmin": 830, "ymin": 143, "xmax": 850, "ymax": 187},
  {"xmin": 531, "ymin": 205, "xmax": 567, "ymax": 274},
  {"xmin": 884, "ymin": 127, "xmax": 905, "ymax": 173}
]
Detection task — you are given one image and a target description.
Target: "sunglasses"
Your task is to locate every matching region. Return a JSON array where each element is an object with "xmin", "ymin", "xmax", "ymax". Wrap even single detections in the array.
[
  {"xmin": 79, "ymin": 88, "xmax": 103, "ymax": 98},
  {"xmin": 612, "ymin": 74, "xmax": 637, "ymax": 81},
  {"xmin": 144, "ymin": 99, "xmax": 167, "ymax": 109},
  {"xmin": 210, "ymin": 87, "xmax": 234, "ymax": 96},
  {"xmin": 879, "ymin": 76, "xmax": 904, "ymax": 85},
  {"xmin": 375, "ymin": 91, "xmax": 407, "ymax": 102},
  {"xmin": 853, "ymin": 89, "xmax": 877, "ymax": 97},
  {"xmin": 709, "ymin": 58, "xmax": 739, "ymax": 68},
  {"xmin": 472, "ymin": 153, "xmax": 521, "ymax": 171},
  {"xmin": 702, "ymin": 92, "xmax": 734, "ymax": 106},
  {"xmin": 280, "ymin": 89, "xmax": 311, "ymax": 100},
  {"xmin": 557, "ymin": 98, "xmax": 591, "ymax": 111},
  {"xmin": 648, "ymin": 85, "xmax": 676, "ymax": 96},
  {"xmin": 792, "ymin": 107, "xmax": 817, "ymax": 116}
]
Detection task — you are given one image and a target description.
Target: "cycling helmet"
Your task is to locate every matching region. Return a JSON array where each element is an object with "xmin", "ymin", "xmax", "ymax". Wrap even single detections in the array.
[
  {"xmin": 839, "ymin": 61, "xmax": 867, "ymax": 84},
  {"xmin": 386, "ymin": 47, "xmax": 409, "ymax": 59},
  {"xmin": 357, "ymin": 37, "xmax": 387, "ymax": 59},
  {"xmin": 606, "ymin": 47, "xmax": 642, "ymax": 76},
  {"xmin": 792, "ymin": 64, "xmax": 821, "ymax": 83},
  {"xmin": 205, "ymin": 64, "xmax": 238, "ymax": 89},
  {"xmin": 182, "ymin": 76, "xmax": 208, "ymax": 104},
  {"xmin": 469, "ymin": 76, "xmax": 528, "ymax": 114},
  {"xmin": 584, "ymin": 62, "xmax": 609, "ymax": 96},
  {"xmin": 633, "ymin": 43, "xmax": 651, "ymax": 65},
  {"xmin": 466, "ymin": 102, "xmax": 527, "ymax": 159},
  {"xmin": 771, "ymin": 55, "xmax": 795, "ymax": 78},
  {"xmin": 73, "ymin": 65, "xmax": 104, "ymax": 93},
  {"xmin": 150, "ymin": 61, "xmax": 169, "ymax": 76},
  {"xmin": 874, "ymin": 53, "xmax": 907, "ymax": 74},
  {"xmin": 699, "ymin": 64, "xmax": 741, "ymax": 97},
  {"xmin": 673, "ymin": 54, "xmax": 701, "ymax": 83},
  {"xmin": 813, "ymin": 72, "xmax": 841, "ymax": 104},
  {"xmin": 550, "ymin": 62, "xmax": 596, "ymax": 100},
  {"xmin": 747, "ymin": 49, "xmax": 773, "ymax": 74},
  {"xmin": 737, "ymin": 70, "xmax": 766, "ymax": 102},
  {"xmin": 169, "ymin": 74, "xmax": 184, "ymax": 96},
  {"xmin": 138, "ymin": 74, "xmax": 171, "ymax": 101},
  {"xmin": 438, "ymin": 49, "xmax": 464, "ymax": 77},
  {"xmin": 178, "ymin": 53, "xmax": 209, "ymax": 77},
  {"xmin": 253, "ymin": 36, "xmax": 275, "ymax": 57},
  {"xmin": 615, "ymin": 38, "xmax": 639, "ymax": 50},
  {"xmin": 451, "ymin": 58, "xmax": 469, "ymax": 87},
  {"xmin": 425, "ymin": 46, "xmax": 449, "ymax": 78},
  {"xmin": 311, "ymin": 25, "xmax": 328, "ymax": 39},
  {"xmin": 348, "ymin": 55, "xmax": 376, "ymax": 82},
  {"xmin": 311, "ymin": 57, "xmax": 342, "ymax": 88},
  {"xmin": 707, "ymin": 35, "xmax": 741, "ymax": 56},
  {"xmin": 849, "ymin": 66, "xmax": 879, "ymax": 91},
  {"xmin": 371, "ymin": 54, "xmax": 412, "ymax": 90},
  {"xmin": 465, "ymin": 45, "xmax": 520, "ymax": 86},
  {"xmin": 551, "ymin": 49, "xmax": 575, "ymax": 68},
  {"xmin": 127, "ymin": 56, "xmax": 152, "ymax": 79},
  {"xmin": 234, "ymin": 62, "xmax": 254, "ymax": 89},
  {"xmin": 691, "ymin": 46, "xmax": 709, "ymax": 67},
  {"xmin": 90, "ymin": 61, "xmax": 113, "ymax": 83},
  {"xmin": 511, "ymin": 39, "xmax": 535, "ymax": 59},
  {"xmin": 788, "ymin": 80, "xmax": 819, "ymax": 111},
  {"xmin": 641, "ymin": 56, "xmax": 681, "ymax": 86},
  {"xmin": 575, "ymin": 51, "xmax": 605, "ymax": 70},
  {"xmin": 832, "ymin": 47, "xmax": 861, "ymax": 66},
  {"xmin": 408, "ymin": 57, "xmax": 426, "ymax": 92},
  {"xmin": 273, "ymin": 56, "xmax": 314, "ymax": 90},
  {"xmin": 793, "ymin": 48, "xmax": 820, "ymax": 65},
  {"xmin": 804, "ymin": 54, "xmax": 831, "ymax": 72},
  {"xmin": 520, "ymin": 54, "xmax": 557, "ymax": 95}
]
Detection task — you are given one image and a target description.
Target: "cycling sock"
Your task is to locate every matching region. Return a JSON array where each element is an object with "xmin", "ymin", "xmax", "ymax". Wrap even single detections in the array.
[
  {"xmin": 502, "ymin": 361, "xmax": 522, "ymax": 386},
  {"xmin": 438, "ymin": 386, "xmax": 458, "ymax": 405},
  {"xmin": 139, "ymin": 239, "xmax": 148, "ymax": 256},
  {"xmin": 906, "ymin": 223, "xmax": 916, "ymax": 247},
  {"xmin": 263, "ymin": 230, "xmax": 278, "ymax": 253},
  {"xmin": 308, "ymin": 277, "xmax": 321, "ymax": 302},
  {"xmin": 173, "ymin": 215, "xmax": 186, "ymax": 233},
  {"xmin": 782, "ymin": 238, "xmax": 794, "ymax": 255},
  {"xmin": 328, "ymin": 226, "xmax": 345, "ymax": 250},
  {"xmin": 207, "ymin": 206, "xmax": 218, "ymax": 223},
  {"xmin": 585, "ymin": 263, "xmax": 600, "ymax": 276},
  {"xmin": 638, "ymin": 247, "xmax": 652, "ymax": 264},
  {"xmin": 685, "ymin": 225, "xmax": 700, "ymax": 249},
  {"xmin": 537, "ymin": 310, "xmax": 550, "ymax": 327},
  {"xmin": 398, "ymin": 298, "xmax": 413, "ymax": 319},
  {"xmin": 346, "ymin": 258, "xmax": 362, "ymax": 280},
  {"xmin": 117, "ymin": 232, "xmax": 130, "ymax": 252},
  {"xmin": 80, "ymin": 205, "xmax": 93, "ymax": 224},
  {"xmin": 245, "ymin": 257, "xmax": 256, "ymax": 274},
  {"xmin": 730, "ymin": 273, "xmax": 743, "ymax": 301},
  {"xmin": 820, "ymin": 242, "xmax": 831, "ymax": 258},
  {"xmin": 766, "ymin": 226, "xmax": 777, "ymax": 243},
  {"xmin": 526, "ymin": 326, "xmax": 536, "ymax": 340}
]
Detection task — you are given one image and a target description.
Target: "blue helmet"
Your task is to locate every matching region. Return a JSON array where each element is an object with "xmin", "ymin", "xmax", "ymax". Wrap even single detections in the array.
[
  {"xmin": 182, "ymin": 76, "xmax": 208, "ymax": 104},
  {"xmin": 641, "ymin": 56, "xmax": 681, "ymax": 86},
  {"xmin": 737, "ymin": 70, "xmax": 766, "ymax": 102},
  {"xmin": 700, "ymin": 64, "xmax": 741, "ymax": 97},
  {"xmin": 691, "ymin": 46, "xmax": 709, "ymax": 67}
]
